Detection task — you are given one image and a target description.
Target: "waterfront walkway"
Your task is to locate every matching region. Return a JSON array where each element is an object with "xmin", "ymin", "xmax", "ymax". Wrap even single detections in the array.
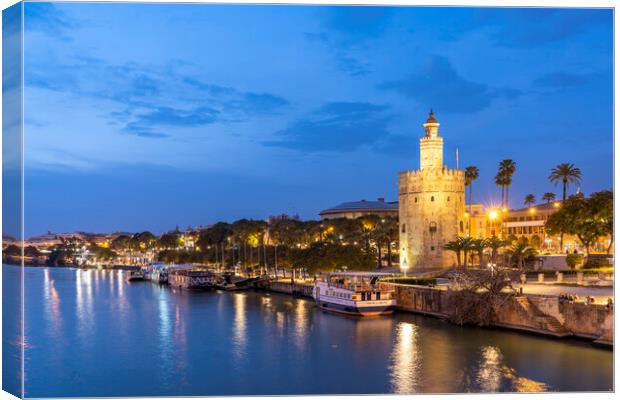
[{"xmin": 515, "ymin": 283, "xmax": 613, "ymax": 303}]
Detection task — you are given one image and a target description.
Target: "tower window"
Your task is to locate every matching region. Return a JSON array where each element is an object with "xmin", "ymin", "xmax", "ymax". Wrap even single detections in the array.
[
  {"xmin": 414, "ymin": 197, "xmax": 418, "ymax": 203},
  {"xmin": 401, "ymin": 224, "xmax": 406, "ymax": 233},
  {"xmin": 431, "ymin": 246, "xmax": 435, "ymax": 251},
  {"xmin": 431, "ymin": 196, "xmax": 435, "ymax": 202},
  {"xmin": 460, "ymin": 221, "xmax": 464, "ymax": 233},
  {"xmin": 447, "ymin": 196, "xmax": 450, "ymax": 202}
]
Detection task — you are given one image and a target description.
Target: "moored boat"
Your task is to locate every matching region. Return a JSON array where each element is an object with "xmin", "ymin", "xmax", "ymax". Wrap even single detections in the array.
[
  {"xmin": 126, "ymin": 269, "xmax": 146, "ymax": 282},
  {"xmin": 145, "ymin": 262, "xmax": 169, "ymax": 284},
  {"xmin": 168, "ymin": 269, "xmax": 216, "ymax": 289},
  {"xmin": 214, "ymin": 272, "xmax": 254, "ymax": 291},
  {"xmin": 313, "ymin": 272, "xmax": 396, "ymax": 316}
]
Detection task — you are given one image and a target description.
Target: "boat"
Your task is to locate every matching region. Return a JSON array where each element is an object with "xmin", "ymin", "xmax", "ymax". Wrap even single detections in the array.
[
  {"xmin": 145, "ymin": 262, "xmax": 169, "ymax": 284},
  {"xmin": 126, "ymin": 269, "xmax": 146, "ymax": 282},
  {"xmin": 214, "ymin": 272, "xmax": 254, "ymax": 291},
  {"xmin": 168, "ymin": 268, "xmax": 216, "ymax": 289},
  {"xmin": 312, "ymin": 272, "xmax": 396, "ymax": 316}
]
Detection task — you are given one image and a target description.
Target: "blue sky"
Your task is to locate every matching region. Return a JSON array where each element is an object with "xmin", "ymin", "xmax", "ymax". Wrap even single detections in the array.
[{"xmin": 18, "ymin": 2, "xmax": 613, "ymax": 237}]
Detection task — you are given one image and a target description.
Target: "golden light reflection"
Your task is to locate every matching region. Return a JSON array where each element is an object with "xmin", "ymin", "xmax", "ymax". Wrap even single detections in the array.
[
  {"xmin": 390, "ymin": 322, "xmax": 420, "ymax": 394},
  {"xmin": 232, "ymin": 293, "xmax": 247, "ymax": 360},
  {"xmin": 477, "ymin": 346, "xmax": 503, "ymax": 392},
  {"xmin": 293, "ymin": 300, "xmax": 308, "ymax": 351}
]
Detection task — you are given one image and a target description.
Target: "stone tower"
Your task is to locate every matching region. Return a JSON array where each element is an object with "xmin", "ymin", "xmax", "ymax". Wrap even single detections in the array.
[{"xmin": 398, "ymin": 110, "xmax": 466, "ymax": 270}]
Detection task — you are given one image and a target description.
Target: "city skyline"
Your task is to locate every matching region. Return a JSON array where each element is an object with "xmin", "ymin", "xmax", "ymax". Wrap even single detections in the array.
[{"xmin": 16, "ymin": 3, "xmax": 613, "ymax": 236}]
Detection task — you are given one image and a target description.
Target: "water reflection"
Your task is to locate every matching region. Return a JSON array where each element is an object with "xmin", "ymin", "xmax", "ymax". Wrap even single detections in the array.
[
  {"xmin": 292, "ymin": 300, "xmax": 308, "ymax": 351},
  {"xmin": 43, "ymin": 269, "xmax": 62, "ymax": 336},
  {"xmin": 477, "ymin": 346, "xmax": 503, "ymax": 392},
  {"xmin": 390, "ymin": 322, "xmax": 420, "ymax": 393},
  {"xmin": 232, "ymin": 293, "xmax": 247, "ymax": 360},
  {"xmin": 10, "ymin": 265, "xmax": 612, "ymax": 397}
]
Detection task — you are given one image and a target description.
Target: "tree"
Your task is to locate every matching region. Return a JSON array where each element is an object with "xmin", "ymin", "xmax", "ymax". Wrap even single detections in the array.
[
  {"xmin": 135, "ymin": 231, "xmax": 157, "ymax": 250},
  {"xmin": 111, "ymin": 234, "xmax": 131, "ymax": 251},
  {"xmin": 159, "ymin": 232, "xmax": 181, "ymax": 249},
  {"xmin": 542, "ymin": 192, "xmax": 556, "ymax": 204},
  {"xmin": 443, "ymin": 237, "xmax": 475, "ymax": 269},
  {"xmin": 443, "ymin": 240, "xmax": 463, "ymax": 268},
  {"xmin": 464, "ymin": 166, "xmax": 480, "ymax": 235},
  {"xmin": 445, "ymin": 268, "xmax": 517, "ymax": 326},
  {"xmin": 505, "ymin": 241, "xmax": 537, "ymax": 270},
  {"xmin": 549, "ymin": 163, "xmax": 582, "ymax": 250},
  {"xmin": 494, "ymin": 172, "xmax": 506, "ymax": 211},
  {"xmin": 470, "ymin": 238, "xmax": 487, "ymax": 268},
  {"xmin": 545, "ymin": 192, "xmax": 609, "ymax": 258},
  {"xmin": 498, "ymin": 159, "xmax": 516, "ymax": 209},
  {"xmin": 486, "ymin": 236, "xmax": 507, "ymax": 265},
  {"xmin": 524, "ymin": 194, "xmax": 536, "ymax": 207},
  {"xmin": 589, "ymin": 190, "xmax": 613, "ymax": 254},
  {"xmin": 460, "ymin": 236, "xmax": 476, "ymax": 268}
]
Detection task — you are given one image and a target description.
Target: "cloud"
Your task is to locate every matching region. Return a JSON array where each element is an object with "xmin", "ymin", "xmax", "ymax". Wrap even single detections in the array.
[
  {"xmin": 380, "ymin": 55, "xmax": 521, "ymax": 113},
  {"xmin": 321, "ymin": 7, "xmax": 395, "ymax": 42},
  {"xmin": 303, "ymin": 7, "xmax": 395, "ymax": 77},
  {"xmin": 24, "ymin": 2, "xmax": 75, "ymax": 37},
  {"xmin": 25, "ymin": 56, "xmax": 289, "ymax": 138},
  {"xmin": 373, "ymin": 133, "xmax": 418, "ymax": 157},
  {"xmin": 264, "ymin": 102, "xmax": 393, "ymax": 152},
  {"xmin": 533, "ymin": 71, "xmax": 599, "ymax": 89},
  {"xmin": 443, "ymin": 8, "xmax": 611, "ymax": 48},
  {"xmin": 303, "ymin": 32, "xmax": 373, "ymax": 77}
]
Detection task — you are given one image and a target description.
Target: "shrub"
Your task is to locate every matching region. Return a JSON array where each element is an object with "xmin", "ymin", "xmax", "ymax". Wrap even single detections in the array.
[
  {"xmin": 565, "ymin": 253, "xmax": 583, "ymax": 269},
  {"xmin": 381, "ymin": 277, "xmax": 437, "ymax": 286},
  {"xmin": 582, "ymin": 257, "xmax": 611, "ymax": 269}
]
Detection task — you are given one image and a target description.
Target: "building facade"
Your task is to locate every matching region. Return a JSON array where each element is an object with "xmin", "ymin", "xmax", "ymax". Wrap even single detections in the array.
[{"xmin": 398, "ymin": 111, "xmax": 466, "ymax": 270}]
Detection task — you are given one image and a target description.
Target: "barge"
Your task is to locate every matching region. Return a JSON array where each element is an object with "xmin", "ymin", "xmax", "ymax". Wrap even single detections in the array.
[{"xmin": 168, "ymin": 269, "xmax": 216, "ymax": 289}]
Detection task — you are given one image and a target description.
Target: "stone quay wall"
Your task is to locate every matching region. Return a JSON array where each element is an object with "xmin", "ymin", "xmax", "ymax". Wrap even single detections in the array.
[{"xmin": 392, "ymin": 284, "xmax": 613, "ymax": 345}]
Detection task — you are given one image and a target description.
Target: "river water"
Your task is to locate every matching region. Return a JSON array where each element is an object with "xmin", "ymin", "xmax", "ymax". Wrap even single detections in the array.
[{"xmin": 2, "ymin": 265, "xmax": 613, "ymax": 397}]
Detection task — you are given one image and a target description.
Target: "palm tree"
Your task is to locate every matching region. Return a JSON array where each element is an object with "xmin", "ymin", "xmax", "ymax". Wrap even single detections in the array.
[
  {"xmin": 498, "ymin": 159, "xmax": 516, "ymax": 209},
  {"xmin": 524, "ymin": 194, "xmax": 536, "ymax": 207},
  {"xmin": 486, "ymin": 236, "xmax": 507, "ymax": 265},
  {"xmin": 506, "ymin": 242, "xmax": 537, "ymax": 271},
  {"xmin": 549, "ymin": 163, "xmax": 582, "ymax": 250},
  {"xmin": 459, "ymin": 236, "xmax": 475, "ymax": 269},
  {"xmin": 495, "ymin": 172, "xmax": 506, "ymax": 210},
  {"xmin": 542, "ymin": 192, "xmax": 556, "ymax": 204},
  {"xmin": 464, "ymin": 166, "xmax": 479, "ymax": 235},
  {"xmin": 470, "ymin": 238, "xmax": 487, "ymax": 268},
  {"xmin": 443, "ymin": 240, "xmax": 463, "ymax": 268},
  {"xmin": 549, "ymin": 163, "xmax": 582, "ymax": 203}
]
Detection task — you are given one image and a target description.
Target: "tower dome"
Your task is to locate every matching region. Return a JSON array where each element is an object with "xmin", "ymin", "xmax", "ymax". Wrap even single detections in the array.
[{"xmin": 425, "ymin": 109, "xmax": 438, "ymax": 124}]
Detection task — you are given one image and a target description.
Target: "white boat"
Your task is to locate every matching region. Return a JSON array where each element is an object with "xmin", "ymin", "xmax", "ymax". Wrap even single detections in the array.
[
  {"xmin": 313, "ymin": 272, "xmax": 396, "ymax": 316},
  {"xmin": 145, "ymin": 262, "xmax": 168, "ymax": 284}
]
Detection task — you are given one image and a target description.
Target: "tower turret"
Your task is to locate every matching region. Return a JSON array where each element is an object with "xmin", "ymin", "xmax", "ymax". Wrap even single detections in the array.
[
  {"xmin": 419, "ymin": 109, "xmax": 443, "ymax": 170},
  {"xmin": 424, "ymin": 109, "xmax": 439, "ymax": 137}
]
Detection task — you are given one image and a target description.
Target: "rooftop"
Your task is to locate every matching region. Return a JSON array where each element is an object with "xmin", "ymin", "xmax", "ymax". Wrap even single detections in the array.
[
  {"xmin": 509, "ymin": 202, "xmax": 561, "ymax": 213},
  {"xmin": 319, "ymin": 199, "xmax": 398, "ymax": 215}
]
